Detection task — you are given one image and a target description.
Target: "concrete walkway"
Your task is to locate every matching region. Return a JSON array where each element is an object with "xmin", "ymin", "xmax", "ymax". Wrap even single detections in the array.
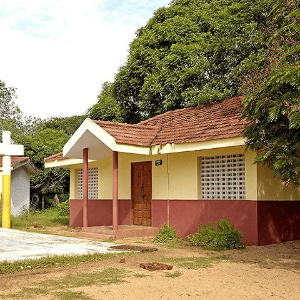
[{"xmin": 0, "ymin": 228, "xmax": 121, "ymax": 262}]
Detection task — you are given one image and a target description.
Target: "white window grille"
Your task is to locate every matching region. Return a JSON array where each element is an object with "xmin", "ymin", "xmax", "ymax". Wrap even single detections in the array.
[
  {"xmin": 201, "ymin": 154, "xmax": 245, "ymax": 200},
  {"xmin": 77, "ymin": 168, "xmax": 98, "ymax": 199}
]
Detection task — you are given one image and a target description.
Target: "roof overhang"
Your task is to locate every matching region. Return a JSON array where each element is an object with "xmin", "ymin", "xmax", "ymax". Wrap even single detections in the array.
[
  {"xmin": 0, "ymin": 158, "xmax": 38, "ymax": 174},
  {"xmin": 18, "ymin": 160, "xmax": 39, "ymax": 174},
  {"xmin": 150, "ymin": 136, "xmax": 246, "ymax": 154},
  {"xmin": 46, "ymin": 136, "xmax": 245, "ymax": 169},
  {"xmin": 63, "ymin": 118, "xmax": 150, "ymax": 161},
  {"xmin": 45, "ymin": 158, "xmax": 88, "ymax": 168}
]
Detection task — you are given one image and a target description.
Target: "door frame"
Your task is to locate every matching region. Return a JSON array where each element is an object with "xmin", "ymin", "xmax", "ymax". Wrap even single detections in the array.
[{"xmin": 130, "ymin": 161, "xmax": 153, "ymax": 226}]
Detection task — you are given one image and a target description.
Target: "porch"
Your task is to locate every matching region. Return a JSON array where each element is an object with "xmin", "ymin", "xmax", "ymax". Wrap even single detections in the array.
[{"xmin": 77, "ymin": 225, "xmax": 160, "ymax": 240}]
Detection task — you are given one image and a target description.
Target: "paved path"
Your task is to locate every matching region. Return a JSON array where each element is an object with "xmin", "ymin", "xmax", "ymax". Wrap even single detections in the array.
[{"xmin": 0, "ymin": 228, "xmax": 120, "ymax": 262}]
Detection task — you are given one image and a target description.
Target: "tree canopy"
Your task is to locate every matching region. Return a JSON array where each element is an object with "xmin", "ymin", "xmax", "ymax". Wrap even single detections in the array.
[
  {"xmin": 18, "ymin": 128, "xmax": 70, "ymax": 207},
  {"xmin": 86, "ymin": 82, "xmax": 123, "ymax": 122},
  {"xmin": 90, "ymin": 0, "xmax": 271, "ymax": 123},
  {"xmin": 241, "ymin": 0, "xmax": 300, "ymax": 186},
  {"xmin": 39, "ymin": 115, "xmax": 87, "ymax": 137}
]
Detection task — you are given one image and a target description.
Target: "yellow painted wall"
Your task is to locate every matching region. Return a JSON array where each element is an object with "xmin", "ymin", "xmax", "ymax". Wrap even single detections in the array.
[
  {"xmin": 257, "ymin": 163, "xmax": 300, "ymax": 200},
  {"xmin": 69, "ymin": 167, "xmax": 76, "ymax": 199},
  {"xmin": 168, "ymin": 152, "xmax": 198, "ymax": 200},
  {"xmin": 166, "ymin": 145, "xmax": 257, "ymax": 200},
  {"xmin": 244, "ymin": 150, "xmax": 258, "ymax": 201},
  {"xmin": 0, "ymin": 171, "xmax": 2, "ymax": 196},
  {"xmin": 68, "ymin": 145, "xmax": 258, "ymax": 201},
  {"xmin": 120, "ymin": 145, "xmax": 256, "ymax": 201}
]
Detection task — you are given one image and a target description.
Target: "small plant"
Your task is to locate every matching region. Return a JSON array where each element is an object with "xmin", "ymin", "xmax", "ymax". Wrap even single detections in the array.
[
  {"xmin": 57, "ymin": 200, "xmax": 70, "ymax": 217},
  {"xmin": 186, "ymin": 217, "xmax": 245, "ymax": 250},
  {"xmin": 153, "ymin": 223, "xmax": 180, "ymax": 243},
  {"xmin": 165, "ymin": 271, "xmax": 182, "ymax": 278}
]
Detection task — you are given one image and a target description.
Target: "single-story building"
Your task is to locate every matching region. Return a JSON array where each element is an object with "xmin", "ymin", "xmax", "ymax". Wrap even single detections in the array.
[
  {"xmin": 0, "ymin": 156, "xmax": 38, "ymax": 216},
  {"xmin": 45, "ymin": 96, "xmax": 300, "ymax": 245}
]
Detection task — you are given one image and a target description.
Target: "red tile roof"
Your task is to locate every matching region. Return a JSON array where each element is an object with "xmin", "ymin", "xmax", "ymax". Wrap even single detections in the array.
[
  {"xmin": 139, "ymin": 96, "xmax": 246, "ymax": 145},
  {"xmin": 45, "ymin": 96, "xmax": 247, "ymax": 162},
  {"xmin": 93, "ymin": 96, "xmax": 246, "ymax": 147},
  {"xmin": 93, "ymin": 121, "xmax": 161, "ymax": 147},
  {"xmin": 44, "ymin": 152, "xmax": 64, "ymax": 162},
  {"xmin": 0, "ymin": 156, "xmax": 29, "ymax": 167}
]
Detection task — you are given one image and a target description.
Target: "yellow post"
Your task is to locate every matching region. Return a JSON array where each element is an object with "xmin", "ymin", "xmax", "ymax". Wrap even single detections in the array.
[
  {"xmin": 2, "ymin": 156, "xmax": 11, "ymax": 228},
  {"xmin": 0, "ymin": 131, "xmax": 24, "ymax": 228}
]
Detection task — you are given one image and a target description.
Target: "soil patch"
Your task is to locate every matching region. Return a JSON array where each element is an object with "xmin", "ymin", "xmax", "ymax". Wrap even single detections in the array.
[
  {"xmin": 140, "ymin": 262, "xmax": 173, "ymax": 271},
  {"xmin": 1, "ymin": 227, "xmax": 299, "ymax": 300}
]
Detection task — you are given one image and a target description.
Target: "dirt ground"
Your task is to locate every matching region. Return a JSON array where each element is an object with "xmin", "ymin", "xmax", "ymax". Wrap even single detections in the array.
[{"xmin": 0, "ymin": 227, "xmax": 300, "ymax": 300}]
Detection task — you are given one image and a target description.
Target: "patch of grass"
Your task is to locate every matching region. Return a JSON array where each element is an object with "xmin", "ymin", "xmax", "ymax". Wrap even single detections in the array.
[
  {"xmin": 133, "ymin": 273, "xmax": 149, "ymax": 278},
  {"xmin": 258, "ymin": 257, "xmax": 277, "ymax": 263},
  {"xmin": 55, "ymin": 290, "xmax": 93, "ymax": 300},
  {"xmin": 1, "ymin": 268, "xmax": 126, "ymax": 299},
  {"xmin": 11, "ymin": 207, "xmax": 69, "ymax": 231},
  {"xmin": 165, "ymin": 271, "xmax": 182, "ymax": 278},
  {"xmin": 0, "ymin": 286, "xmax": 49, "ymax": 299},
  {"xmin": 158, "ymin": 256, "xmax": 227, "ymax": 270},
  {"xmin": 101, "ymin": 237, "xmax": 115, "ymax": 243},
  {"xmin": 154, "ymin": 240, "xmax": 188, "ymax": 250},
  {"xmin": 39, "ymin": 267, "xmax": 126, "ymax": 290},
  {"xmin": 0, "ymin": 251, "xmax": 134, "ymax": 275}
]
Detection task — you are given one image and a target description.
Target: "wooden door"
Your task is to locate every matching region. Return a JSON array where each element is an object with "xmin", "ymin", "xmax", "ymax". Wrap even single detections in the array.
[{"xmin": 131, "ymin": 161, "xmax": 152, "ymax": 226}]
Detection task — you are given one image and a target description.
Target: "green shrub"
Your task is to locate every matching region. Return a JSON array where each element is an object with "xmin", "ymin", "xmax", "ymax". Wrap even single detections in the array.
[
  {"xmin": 153, "ymin": 223, "xmax": 179, "ymax": 243},
  {"xmin": 187, "ymin": 217, "xmax": 245, "ymax": 250},
  {"xmin": 57, "ymin": 201, "xmax": 70, "ymax": 217}
]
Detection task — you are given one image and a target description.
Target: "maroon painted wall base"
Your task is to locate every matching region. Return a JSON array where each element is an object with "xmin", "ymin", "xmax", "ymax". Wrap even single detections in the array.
[
  {"xmin": 257, "ymin": 201, "xmax": 300, "ymax": 245},
  {"xmin": 70, "ymin": 199, "xmax": 130, "ymax": 227},
  {"xmin": 153, "ymin": 199, "xmax": 258, "ymax": 245},
  {"xmin": 70, "ymin": 199, "xmax": 300, "ymax": 246}
]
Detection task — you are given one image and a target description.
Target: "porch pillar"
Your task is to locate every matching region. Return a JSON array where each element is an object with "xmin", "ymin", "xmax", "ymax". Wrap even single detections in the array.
[
  {"xmin": 83, "ymin": 148, "xmax": 89, "ymax": 228},
  {"xmin": 113, "ymin": 151, "xmax": 118, "ymax": 230}
]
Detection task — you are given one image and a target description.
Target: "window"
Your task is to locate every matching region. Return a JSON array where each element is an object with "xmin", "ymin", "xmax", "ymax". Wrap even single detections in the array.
[
  {"xmin": 77, "ymin": 168, "xmax": 98, "ymax": 199},
  {"xmin": 201, "ymin": 154, "xmax": 245, "ymax": 200}
]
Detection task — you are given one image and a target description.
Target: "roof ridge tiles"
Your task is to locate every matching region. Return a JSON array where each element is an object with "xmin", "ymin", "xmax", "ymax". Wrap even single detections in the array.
[{"xmin": 93, "ymin": 120, "xmax": 161, "ymax": 130}]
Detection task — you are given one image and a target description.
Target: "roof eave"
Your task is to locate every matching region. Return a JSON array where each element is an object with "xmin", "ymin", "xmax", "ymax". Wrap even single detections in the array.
[
  {"xmin": 12, "ymin": 158, "xmax": 38, "ymax": 174},
  {"xmin": 150, "ymin": 136, "xmax": 246, "ymax": 154}
]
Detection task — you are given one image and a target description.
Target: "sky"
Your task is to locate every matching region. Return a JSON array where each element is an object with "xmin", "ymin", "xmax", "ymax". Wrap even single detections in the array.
[{"xmin": 0, "ymin": 0, "xmax": 170, "ymax": 119}]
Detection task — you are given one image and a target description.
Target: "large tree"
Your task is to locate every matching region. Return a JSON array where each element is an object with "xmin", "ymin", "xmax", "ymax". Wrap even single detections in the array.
[
  {"xmin": 240, "ymin": 0, "xmax": 300, "ymax": 186},
  {"xmin": 90, "ymin": 0, "xmax": 271, "ymax": 123},
  {"xmin": 87, "ymin": 82, "xmax": 123, "ymax": 122},
  {"xmin": 40, "ymin": 115, "xmax": 87, "ymax": 136},
  {"xmin": 18, "ymin": 128, "xmax": 70, "ymax": 208}
]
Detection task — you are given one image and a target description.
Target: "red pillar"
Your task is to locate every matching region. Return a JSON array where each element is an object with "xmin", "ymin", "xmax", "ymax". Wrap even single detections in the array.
[
  {"xmin": 113, "ymin": 151, "xmax": 118, "ymax": 230},
  {"xmin": 83, "ymin": 148, "xmax": 89, "ymax": 228}
]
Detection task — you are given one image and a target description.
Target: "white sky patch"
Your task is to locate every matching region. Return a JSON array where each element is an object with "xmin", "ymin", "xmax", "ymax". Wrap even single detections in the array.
[{"xmin": 0, "ymin": 0, "xmax": 170, "ymax": 118}]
